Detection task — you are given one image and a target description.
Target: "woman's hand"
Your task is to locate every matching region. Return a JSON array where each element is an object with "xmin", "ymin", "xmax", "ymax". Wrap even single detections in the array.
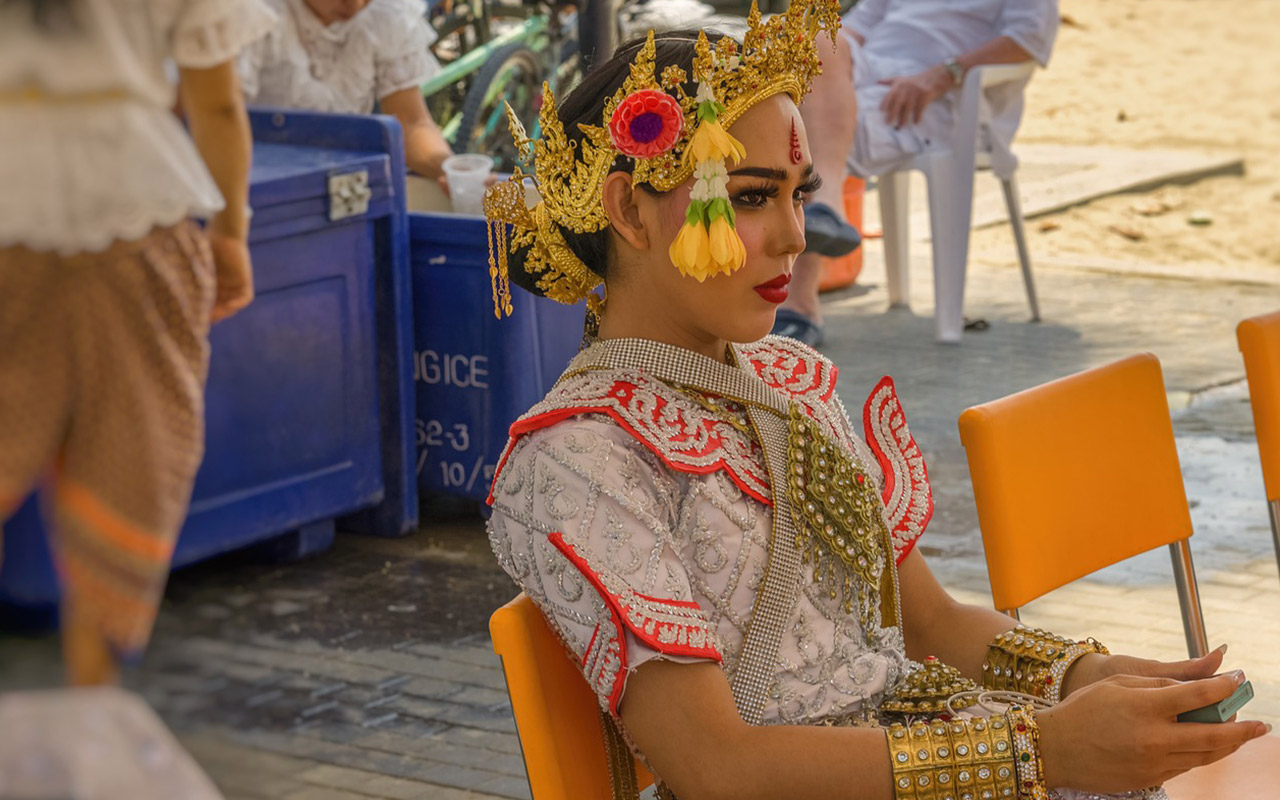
[
  {"xmin": 878, "ymin": 66, "xmax": 953, "ymax": 128},
  {"xmin": 1037, "ymin": 672, "xmax": 1269, "ymax": 793},
  {"xmin": 209, "ymin": 232, "xmax": 254, "ymax": 324},
  {"xmin": 1061, "ymin": 645, "xmax": 1228, "ymax": 698}
]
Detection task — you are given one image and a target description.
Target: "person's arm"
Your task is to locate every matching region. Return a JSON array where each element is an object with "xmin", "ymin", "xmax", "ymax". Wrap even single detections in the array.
[
  {"xmin": 878, "ymin": 35, "xmax": 1032, "ymax": 128},
  {"xmin": 895, "ymin": 548, "xmax": 1229, "ymax": 697},
  {"xmin": 620, "ymin": 660, "xmax": 896, "ymax": 800},
  {"xmin": 620, "ymin": 634, "xmax": 1264, "ymax": 799},
  {"xmin": 180, "ymin": 60, "xmax": 254, "ymax": 323},
  {"xmin": 379, "ymin": 86, "xmax": 453, "ymax": 179}
]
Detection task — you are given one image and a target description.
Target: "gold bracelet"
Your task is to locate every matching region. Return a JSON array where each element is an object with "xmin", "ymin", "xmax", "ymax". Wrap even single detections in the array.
[
  {"xmin": 983, "ymin": 626, "xmax": 1108, "ymax": 703},
  {"xmin": 1007, "ymin": 704, "xmax": 1050, "ymax": 800},
  {"xmin": 887, "ymin": 716, "xmax": 1019, "ymax": 800}
]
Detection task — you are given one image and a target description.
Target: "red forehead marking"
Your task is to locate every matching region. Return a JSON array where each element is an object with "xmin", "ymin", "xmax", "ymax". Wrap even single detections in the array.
[{"xmin": 789, "ymin": 118, "xmax": 803, "ymax": 164}]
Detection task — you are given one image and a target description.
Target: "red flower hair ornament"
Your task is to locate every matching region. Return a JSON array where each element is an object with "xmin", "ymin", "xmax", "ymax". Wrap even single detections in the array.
[{"xmin": 608, "ymin": 89, "xmax": 684, "ymax": 158}]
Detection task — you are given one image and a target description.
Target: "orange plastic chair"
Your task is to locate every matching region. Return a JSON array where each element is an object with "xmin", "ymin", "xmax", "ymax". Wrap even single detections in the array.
[
  {"xmin": 1237, "ymin": 310, "xmax": 1280, "ymax": 581},
  {"xmin": 490, "ymin": 594, "xmax": 654, "ymax": 800},
  {"xmin": 958, "ymin": 353, "xmax": 1210, "ymax": 657}
]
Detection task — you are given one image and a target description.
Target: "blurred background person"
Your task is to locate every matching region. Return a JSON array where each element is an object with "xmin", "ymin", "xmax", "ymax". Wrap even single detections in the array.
[
  {"xmin": 0, "ymin": 0, "xmax": 271, "ymax": 685},
  {"xmin": 778, "ymin": 0, "xmax": 1059, "ymax": 343},
  {"xmin": 238, "ymin": 0, "xmax": 457, "ymax": 185}
]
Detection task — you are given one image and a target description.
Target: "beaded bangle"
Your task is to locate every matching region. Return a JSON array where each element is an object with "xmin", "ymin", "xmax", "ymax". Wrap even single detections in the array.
[
  {"xmin": 1007, "ymin": 705, "xmax": 1050, "ymax": 800},
  {"xmin": 886, "ymin": 716, "xmax": 1019, "ymax": 800},
  {"xmin": 983, "ymin": 626, "xmax": 1108, "ymax": 703}
]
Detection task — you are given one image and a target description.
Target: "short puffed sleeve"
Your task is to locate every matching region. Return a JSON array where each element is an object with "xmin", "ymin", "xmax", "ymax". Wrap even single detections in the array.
[
  {"xmin": 171, "ymin": 0, "xmax": 278, "ymax": 69},
  {"xmin": 487, "ymin": 417, "xmax": 723, "ymax": 715},
  {"xmin": 365, "ymin": 0, "xmax": 442, "ymax": 100},
  {"xmin": 997, "ymin": 0, "xmax": 1060, "ymax": 67}
]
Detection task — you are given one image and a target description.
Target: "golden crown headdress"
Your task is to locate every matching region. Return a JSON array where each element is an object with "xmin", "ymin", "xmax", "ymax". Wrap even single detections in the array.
[{"xmin": 482, "ymin": 0, "xmax": 842, "ymax": 318}]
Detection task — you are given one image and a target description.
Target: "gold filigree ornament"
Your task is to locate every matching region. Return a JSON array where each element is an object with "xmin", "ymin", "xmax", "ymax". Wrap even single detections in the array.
[
  {"xmin": 785, "ymin": 409, "xmax": 892, "ymax": 625},
  {"xmin": 881, "ymin": 656, "xmax": 980, "ymax": 716},
  {"xmin": 480, "ymin": 0, "xmax": 843, "ymax": 318}
]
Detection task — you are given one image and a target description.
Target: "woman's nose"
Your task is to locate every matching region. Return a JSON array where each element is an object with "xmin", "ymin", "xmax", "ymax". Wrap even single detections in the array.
[{"xmin": 774, "ymin": 201, "xmax": 807, "ymax": 257}]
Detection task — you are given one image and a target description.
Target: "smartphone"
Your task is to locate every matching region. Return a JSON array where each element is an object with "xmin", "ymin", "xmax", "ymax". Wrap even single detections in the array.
[{"xmin": 1177, "ymin": 680, "xmax": 1254, "ymax": 723}]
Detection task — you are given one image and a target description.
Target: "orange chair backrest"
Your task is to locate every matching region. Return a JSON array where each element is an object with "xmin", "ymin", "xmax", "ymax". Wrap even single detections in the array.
[
  {"xmin": 958, "ymin": 353, "xmax": 1194, "ymax": 612},
  {"xmin": 1238, "ymin": 310, "xmax": 1280, "ymax": 502},
  {"xmin": 490, "ymin": 594, "xmax": 654, "ymax": 800}
]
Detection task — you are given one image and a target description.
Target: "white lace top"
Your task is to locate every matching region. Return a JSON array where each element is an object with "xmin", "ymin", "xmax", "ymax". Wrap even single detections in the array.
[
  {"xmin": 0, "ymin": 0, "xmax": 276, "ymax": 255},
  {"xmin": 238, "ymin": 0, "xmax": 441, "ymax": 115}
]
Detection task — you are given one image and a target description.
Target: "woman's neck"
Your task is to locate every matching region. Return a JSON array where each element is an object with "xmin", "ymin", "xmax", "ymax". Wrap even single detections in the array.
[{"xmin": 597, "ymin": 302, "xmax": 730, "ymax": 365}]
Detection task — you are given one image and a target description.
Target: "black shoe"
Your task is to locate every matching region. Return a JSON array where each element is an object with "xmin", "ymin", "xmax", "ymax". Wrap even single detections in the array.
[{"xmin": 803, "ymin": 202, "xmax": 862, "ymax": 257}]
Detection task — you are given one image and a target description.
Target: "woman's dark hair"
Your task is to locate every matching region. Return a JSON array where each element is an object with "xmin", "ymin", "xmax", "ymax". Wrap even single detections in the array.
[{"xmin": 508, "ymin": 29, "xmax": 727, "ymax": 296}]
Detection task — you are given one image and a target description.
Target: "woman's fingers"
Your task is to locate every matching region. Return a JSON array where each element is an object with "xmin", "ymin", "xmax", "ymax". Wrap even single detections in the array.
[
  {"xmin": 1166, "ymin": 719, "xmax": 1269, "ymax": 754},
  {"xmin": 1153, "ymin": 671, "xmax": 1245, "ymax": 717}
]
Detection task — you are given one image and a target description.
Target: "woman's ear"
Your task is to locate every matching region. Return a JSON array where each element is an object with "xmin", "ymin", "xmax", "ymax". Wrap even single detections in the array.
[{"xmin": 602, "ymin": 171, "xmax": 649, "ymax": 251}]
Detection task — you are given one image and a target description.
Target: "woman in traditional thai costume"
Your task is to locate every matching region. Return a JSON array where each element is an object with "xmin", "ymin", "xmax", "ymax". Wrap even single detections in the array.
[{"xmin": 482, "ymin": 5, "xmax": 1268, "ymax": 799}]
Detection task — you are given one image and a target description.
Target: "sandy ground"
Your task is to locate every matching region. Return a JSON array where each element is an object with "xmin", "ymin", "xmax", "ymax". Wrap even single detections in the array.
[{"xmin": 969, "ymin": 0, "xmax": 1280, "ymax": 271}]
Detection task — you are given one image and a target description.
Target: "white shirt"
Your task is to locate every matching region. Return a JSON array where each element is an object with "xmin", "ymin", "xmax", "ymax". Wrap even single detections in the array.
[
  {"xmin": 239, "ymin": 0, "xmax": 441, "ymax": 115},
  {"xmin": 0, "ymin": 0, "xmax": 276, "ymax": 254},
  {"xmin": 843, "ymin": 0, "xmax": 1059, "ymax": 174}
]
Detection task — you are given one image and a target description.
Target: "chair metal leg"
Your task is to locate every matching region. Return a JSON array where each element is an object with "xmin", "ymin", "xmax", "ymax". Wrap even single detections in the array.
[
  {"xmin": 1270, "ymin": 499, "xmax": 1280, "ymax": 586},
  {"xmin": 924, "ymin": 161, "xmax": 967, "ymax": 343},
  {"xmin": 1004, "ymin": 607, "xmax": 1021, "ymax": 622},
  {"xmin": 1000, "ymin": 174, "xmax": 1041, "ymax": 322},
  {"xmin": 879, "ymin": 170, "xmax": 912, "ymax": 308},
  {"xmin": 1168, "ymin": 540, "xmax": 1210, "ymax": 658}
]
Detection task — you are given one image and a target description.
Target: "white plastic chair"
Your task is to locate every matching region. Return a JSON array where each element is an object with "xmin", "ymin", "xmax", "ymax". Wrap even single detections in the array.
[{"xmin": 878, "ymin": 61, "xmax": 1040, "ymax": 343}]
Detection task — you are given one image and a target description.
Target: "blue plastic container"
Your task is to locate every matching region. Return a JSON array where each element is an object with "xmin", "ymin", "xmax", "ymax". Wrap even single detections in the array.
[
  {"xmin": 0, "ymin": 110, "xmax": 419, "ymax": 610},
  {"xmin": 408, "ymin": 211, "xmax": 583, "ymax": 501}
]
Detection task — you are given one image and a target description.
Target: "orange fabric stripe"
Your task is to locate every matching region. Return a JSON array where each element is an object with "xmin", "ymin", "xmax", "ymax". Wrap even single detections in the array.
[
  {"xmin": 56, "ymin": 480, "xmax": 174, "ymax": 563},
  {"xmin": 60, "ymin": 554, "xmax": 157, "ymax": 621}
]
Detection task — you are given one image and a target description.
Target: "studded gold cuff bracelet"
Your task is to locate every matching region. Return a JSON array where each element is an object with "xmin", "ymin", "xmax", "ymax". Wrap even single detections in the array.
[
  {"xmin": 886, "ymin": 715, "xmax": 1022, "ymax": 800},
  {"xmin": 982, "ymin": 626, "xmax": 1109, "ymax": 704}
]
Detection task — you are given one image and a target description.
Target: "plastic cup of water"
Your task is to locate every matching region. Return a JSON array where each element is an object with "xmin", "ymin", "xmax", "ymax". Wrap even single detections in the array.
[{"xmin": 442, "ymin": 154, "xmax": 494, "ymax": 216}]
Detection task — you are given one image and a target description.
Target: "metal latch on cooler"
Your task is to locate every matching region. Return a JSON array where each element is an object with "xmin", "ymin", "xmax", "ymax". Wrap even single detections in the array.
[{"xmin": 328, "ymin": 169, "xmax": 372, "ymax": 221}]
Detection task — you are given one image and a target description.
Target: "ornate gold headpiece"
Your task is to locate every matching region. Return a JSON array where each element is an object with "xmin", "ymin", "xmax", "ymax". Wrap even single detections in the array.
[{"xmin": 482, "ymin": 0, "xmax": 842, "ymax": 318}]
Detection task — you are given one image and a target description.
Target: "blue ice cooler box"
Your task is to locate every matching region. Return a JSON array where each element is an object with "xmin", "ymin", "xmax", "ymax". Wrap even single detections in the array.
[
  {"xmin": 0, "ymin": 110, "xmax": 419, "ymax": 611},
  {"xmin": 406, "ymin": 182, "xmax": 584, "ymax": 502}
]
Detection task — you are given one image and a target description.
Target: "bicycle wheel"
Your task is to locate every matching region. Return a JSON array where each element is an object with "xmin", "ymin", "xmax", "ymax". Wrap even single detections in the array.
[{"xmin": 454, "ymin": 41, "xmax": 543, "ymax": 170}]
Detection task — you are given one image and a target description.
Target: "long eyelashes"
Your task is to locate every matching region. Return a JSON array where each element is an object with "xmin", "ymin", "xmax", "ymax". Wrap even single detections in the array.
[{"xmin": 732, "ymin": 178, "xmax": 822, "ymax": 208}]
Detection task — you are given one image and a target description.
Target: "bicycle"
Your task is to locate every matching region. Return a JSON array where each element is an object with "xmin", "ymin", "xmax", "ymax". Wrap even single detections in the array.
[{"xmin": 422, "ymin": 0, "xmax": 593, "ymax": 171}]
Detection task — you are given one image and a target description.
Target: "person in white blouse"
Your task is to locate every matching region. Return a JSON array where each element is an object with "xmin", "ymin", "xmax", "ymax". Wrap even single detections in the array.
[
  {"xmin": 776, "ymin": 0, "xmax": 1059, "ymax": 346},
  {"xmin": 0, "ymin": 0, "xmax": 272, "ymax": 685},
  {"xmin": 239, "ymin": 0, "xmax": 456, "ymax": 184}
]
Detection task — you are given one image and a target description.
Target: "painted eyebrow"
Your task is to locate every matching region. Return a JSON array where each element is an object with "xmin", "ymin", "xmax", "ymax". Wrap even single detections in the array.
[{"xmin": 728, "ymin": 164, "xmax": 816, "ymax": 181}]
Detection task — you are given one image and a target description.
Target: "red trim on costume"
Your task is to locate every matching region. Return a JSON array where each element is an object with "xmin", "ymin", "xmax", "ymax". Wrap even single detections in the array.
[
  {"xmin": 862, "ymin": 376, "xmax": 934, "ymax": 565},
  {"xmin": 487, "ymin": 379, "xmax": 773, "ymax": 507},
  {"xmin": 548, "ymin": 531, "xmax": 722, "ymax": 713},
  {"xmin": 740, "ymin": 338, "xmax": 840, "ymax": 405}
]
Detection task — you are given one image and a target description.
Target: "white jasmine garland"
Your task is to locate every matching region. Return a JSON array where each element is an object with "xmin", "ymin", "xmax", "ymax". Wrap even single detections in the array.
[
  {"xmin": 691, "ymin": 159, "xmax": 729, "ymax": 202},
  {"xmin": 695, "ymin": 82, "xmax": 716, "ymax": 105}
]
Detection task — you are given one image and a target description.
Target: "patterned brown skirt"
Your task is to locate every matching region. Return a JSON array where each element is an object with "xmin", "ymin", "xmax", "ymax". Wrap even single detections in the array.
[{"xmin": 0, "ymin": 222, "xmax": 214, "ymax": 657}]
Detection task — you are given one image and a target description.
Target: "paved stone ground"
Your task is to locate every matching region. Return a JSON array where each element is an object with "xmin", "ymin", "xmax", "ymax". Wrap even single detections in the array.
[{"xmin": 2, "ymin": 223, "xmax": 1278, "ymax": 799}]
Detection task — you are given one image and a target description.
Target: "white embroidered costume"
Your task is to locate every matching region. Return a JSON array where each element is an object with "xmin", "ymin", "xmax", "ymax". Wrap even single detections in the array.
[{"xmin": 488, "ymin": 336, "xmax": 931, "ymax": 724}]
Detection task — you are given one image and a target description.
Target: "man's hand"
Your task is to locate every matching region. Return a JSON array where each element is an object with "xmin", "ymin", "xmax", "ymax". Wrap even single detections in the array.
[
  {"xmin": 209, "ymin": 231, "xmax": 254, "ymax": 325},
  {"xmin": 878, "ymin": 65, "xmax": 955, "ymax": 128},
  {"xmin": 1060, "ymin": 645, "xmax": 1229, "ymax": 699}
]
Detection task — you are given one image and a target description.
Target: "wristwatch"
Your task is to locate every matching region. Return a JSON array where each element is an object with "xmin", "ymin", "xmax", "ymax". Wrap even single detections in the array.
[{"xmin": 943, "ymin": 57, "xmax": 965, "ymax": 87}]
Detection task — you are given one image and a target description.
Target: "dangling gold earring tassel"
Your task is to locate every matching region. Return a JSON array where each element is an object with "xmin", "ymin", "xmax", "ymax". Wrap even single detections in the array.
[{"xmin": 487, "ymin": 219, "xmax": 513, "ymax": 319}]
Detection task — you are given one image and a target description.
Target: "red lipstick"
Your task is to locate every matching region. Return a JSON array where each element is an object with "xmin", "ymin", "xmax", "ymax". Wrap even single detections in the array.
[{"xmin": 754, "ymin": 273, "xmax": 791, "ymax": 304}]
